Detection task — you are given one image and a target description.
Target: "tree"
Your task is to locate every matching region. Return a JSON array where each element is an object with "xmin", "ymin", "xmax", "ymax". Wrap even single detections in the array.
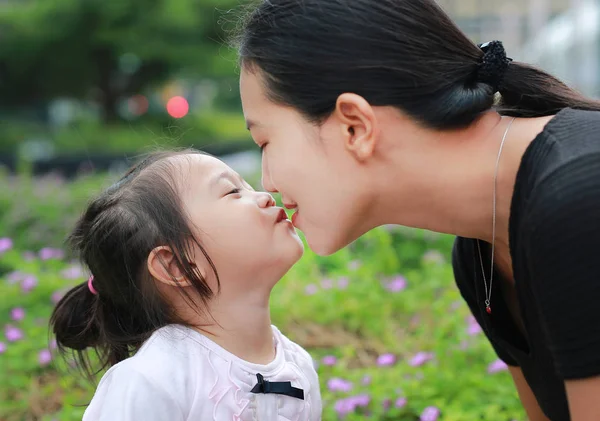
[{"xmin": 0, "ymin": 0, "xmax": 240, "ymax": 122}]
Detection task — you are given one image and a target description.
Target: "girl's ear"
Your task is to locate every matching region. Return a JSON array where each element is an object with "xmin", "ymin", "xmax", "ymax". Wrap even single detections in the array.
[{"xmin": 147, "ymin": 246, "xmax": 205, "ymax": 287}]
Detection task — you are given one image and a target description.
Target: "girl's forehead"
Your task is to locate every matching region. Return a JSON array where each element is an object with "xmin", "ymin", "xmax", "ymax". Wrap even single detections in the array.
[{"xmin": 174, "ymin": 154, "xmax": 239, "ymax": 192}]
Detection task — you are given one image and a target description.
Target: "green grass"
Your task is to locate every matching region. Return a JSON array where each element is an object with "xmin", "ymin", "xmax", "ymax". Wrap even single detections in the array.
[{"xmin": 0, "ymin": 171, "xmax": 526, "ymax": 421}]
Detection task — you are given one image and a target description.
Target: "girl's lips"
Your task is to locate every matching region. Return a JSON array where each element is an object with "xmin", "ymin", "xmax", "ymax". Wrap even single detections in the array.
[
  {"xmin": 276, "ymin": 208, "xmax": 288, "ymax": 223},
  {"xmin": 291, "ymin": 211, "xmax": 299, "ymax": 226}
]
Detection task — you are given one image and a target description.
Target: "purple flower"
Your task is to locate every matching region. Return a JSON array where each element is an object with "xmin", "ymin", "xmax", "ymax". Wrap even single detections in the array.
[
  {"xmin": 49, "ymin": 338, "xmax": 57, "ymax": 350},
  {"xmin": 38, "ymin": 349, "xmax": 52, "ymax": 366},
  {"xmin": 61, "ymin": 265, "xmax": 84, "ymax": 280},
  {"xmin": 0, "ymin": 237, "xmax": 13, "ymax": 253},
  {"xmin": 385, "ymin": 276, "xmax": 407, "ymax": 292},
  {"xmin": 10, "ymin": 307, "xmax": 25, "ymax": 321},
  {"xmin": 467, "ymin": 324, "xmax": 482, "ymax": 335},
  {"xmin": 395, "ymin": 397, "xmax": 407, "ymax": 408},
  {"xmin": 327, "ymin": 377, "xmax": 353, "ymax": 392},
  {"xmin": 361, "ymin": 375, "xmax": 371, "ymax": 385},
  {"xmin": 22, "ymin": 251, "xmax": 36, "ymax": 262},
  {"xmin": 377, "ymin": 353, "xmax": 396, "ymax": 367},
  {"xmin": 352, "ymin": 394, "xmax": 370, "ymax": 406},
  {"xmin": 39, "ymin": 247, "xmax": 65, "ymax": 261},
  {"xmin": 348, "ymin": 260, "xmax": 361, "ymax": 271},
  {"xmin": 467, "ymin": 315, "xmax": 482, "ymax": 336},
  {"xmin": 409, "ymin": 352, "xmax": 434, "ymax": 367},
  {"xmin": 304, "ymin": 284, "xmax": 318, "ymax": 295},
  {"xmin": 51, "ymin": 291, "xmax": 64, "ymax": 304},
  {"xmin": 5, "ymin": 326, "xmax": 23, "ymax": 342},
  {"xmin": 382, "ymin": 399, "xmax": 392, "ymax": 411},
  {"xmin": 334, "ymin": 395, "xmax": 370, "ymax": 417},
  {"xmin": 420, "ymin": 406, "xmax": 441, "ymax": 421},
  {"xmin": 487, "ymin": 359, "xmax": 509, "ymax": 374},
  {"xmin": 0, "ymin": 342, "xmax": 5, "ymax": 354},
  {"xmin": 21, "ymin": 275, "xmax": 38, "ymax": 293},
  {"xmin": 6, "ymin": 271, "xmax": 24, "ymax": 284},
  {"xmin": 337, "ymin": 277, "xmax": 349, "ymax": 289},
  {"xmin": 322, "ymin": 355, "xmax": 337, "ymax": 366},
  {"xmin": 334, "ymin": 398, "xmax": 355, "ymax": 417},
  {"xmin": 321, "ymin": 278, "xmax": 333, "ymax": 289}
]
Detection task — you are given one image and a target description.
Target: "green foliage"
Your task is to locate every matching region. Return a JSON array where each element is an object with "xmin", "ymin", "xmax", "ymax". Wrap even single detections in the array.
[
  {"xmin": 0, "ymin": 110, "xmax": 250, "ymax": 157},
  {"xmin": 0, "ymin": 0, "xmax": 240, "ymax": 120},
  {"xmin": 0, "ymin": 172, "xmax": 526, "ymax": 421}
]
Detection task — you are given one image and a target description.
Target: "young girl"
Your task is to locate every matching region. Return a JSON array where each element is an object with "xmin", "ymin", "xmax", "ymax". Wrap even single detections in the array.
[{"xmin": 50, "ymin": 149, "xmax": 322, "ymax": 421}]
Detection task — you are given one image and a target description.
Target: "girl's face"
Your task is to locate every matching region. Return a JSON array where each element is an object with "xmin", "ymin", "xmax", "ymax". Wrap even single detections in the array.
[
  {"xmin": 240, "ymin": 68, "xmax": 376, "ymax": 256},
  {"xmin": 181, "ymin": 154, "xmax": 304, "ymax": 290}
]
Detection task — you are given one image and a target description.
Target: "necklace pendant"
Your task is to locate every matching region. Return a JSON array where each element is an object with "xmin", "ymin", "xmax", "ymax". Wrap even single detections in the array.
[{"xmin": 486, "ymin": 305, "xmax": 492, "ymax": 315}]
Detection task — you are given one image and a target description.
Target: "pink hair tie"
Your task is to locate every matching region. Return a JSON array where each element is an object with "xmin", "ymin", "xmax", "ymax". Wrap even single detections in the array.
[{"xmin": 87, "ymin": 276, "xmax": 98, "ymax": 295}]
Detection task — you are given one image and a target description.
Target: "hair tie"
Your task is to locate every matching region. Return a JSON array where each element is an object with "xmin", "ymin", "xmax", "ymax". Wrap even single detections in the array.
[
  {"xmin": 476, "ymin": 41, "xmax": 512, "ymax": 92},
  {"xmin": 87, "ymin": 276, "xmax": 98, "ymax": 295}
]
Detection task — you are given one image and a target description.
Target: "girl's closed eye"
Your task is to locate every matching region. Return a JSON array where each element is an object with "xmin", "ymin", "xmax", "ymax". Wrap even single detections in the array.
[{"xmin": 227, "ymin": 187, "xmax": 242, "ymax": 196}]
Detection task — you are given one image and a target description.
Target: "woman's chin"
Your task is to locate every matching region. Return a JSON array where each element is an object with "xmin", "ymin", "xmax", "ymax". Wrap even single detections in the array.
[{"xmin": 305, "ymin": 229, "xmax": 347, "ymax": 257}]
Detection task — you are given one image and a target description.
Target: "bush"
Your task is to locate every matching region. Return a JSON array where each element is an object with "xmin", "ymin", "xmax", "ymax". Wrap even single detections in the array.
[
  {"xmin": 0, "ymin": 110, "xmax": 251, "ymax": 157},
  {"xmin": 0, "ymin": 173, "xmax": 526, "ymax": 421},
  {"xmin": 0, "ymin": 170, "xmax": 112, "ymax": 252}
]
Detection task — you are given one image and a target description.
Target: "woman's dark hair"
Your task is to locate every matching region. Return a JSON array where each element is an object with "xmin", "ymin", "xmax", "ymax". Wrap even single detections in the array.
[
  {"xmin": 235, "ymin": 0, "xmax": 600, "ymax": 130},
  {"xmin": 50, "ymin": 149, "xmax": 218, "ymax": 378}
]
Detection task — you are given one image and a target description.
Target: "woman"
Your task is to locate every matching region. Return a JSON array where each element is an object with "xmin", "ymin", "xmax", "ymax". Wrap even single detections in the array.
[{"xmin": 235, "ymin": 1, "xmax": 600, "ymax": 420}]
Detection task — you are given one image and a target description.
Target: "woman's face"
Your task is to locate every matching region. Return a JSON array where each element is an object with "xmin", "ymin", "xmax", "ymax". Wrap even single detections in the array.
[{"xmin": 240, "ymin": 68, "xmax": 376, "ymax": 256}]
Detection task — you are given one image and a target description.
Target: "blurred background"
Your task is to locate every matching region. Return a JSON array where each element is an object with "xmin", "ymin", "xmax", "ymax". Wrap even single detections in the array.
[{"xmin": 0, "ymin": 1, "xmax": 597, "ymax": 420}]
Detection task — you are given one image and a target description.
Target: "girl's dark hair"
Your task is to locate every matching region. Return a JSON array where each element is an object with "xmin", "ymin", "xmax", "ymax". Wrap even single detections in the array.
[
  {"xmin": 50, "ymin": 149, "xmax": 218, "ymax": 378},
  {"xmin": 236, "ymin": 0, "xmax": 600, "ymax": 130}
]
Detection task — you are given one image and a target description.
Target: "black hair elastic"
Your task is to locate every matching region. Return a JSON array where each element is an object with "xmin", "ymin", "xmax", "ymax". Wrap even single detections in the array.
[{"xmin": 476, "ymin": 41, "xmax": 513, "ymax": 92}]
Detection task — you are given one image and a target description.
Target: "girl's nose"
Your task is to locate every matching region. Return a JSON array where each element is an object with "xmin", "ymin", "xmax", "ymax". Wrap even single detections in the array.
[{"xmin": 256, "ymin": 191, "xmax": 276, "ymax": 208}]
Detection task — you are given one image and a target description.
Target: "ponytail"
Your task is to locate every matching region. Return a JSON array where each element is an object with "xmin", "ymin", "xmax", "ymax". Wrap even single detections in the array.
[
  {"xmin": 50, "ymin": 272, "xmax": 156, "ymax": 379},
  {"xmin": 497, "ymin": 61, "xmax": 600, "ymax": 117},
  {"xmin": 50, "ymin": 281, "xmax": 102, "ymax": 377}
]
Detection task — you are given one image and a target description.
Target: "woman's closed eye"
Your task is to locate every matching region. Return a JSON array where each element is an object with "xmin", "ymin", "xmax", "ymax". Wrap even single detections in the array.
[{"xmin": 227, "ymin": 188, "xmax": 241, "ymax": 196}]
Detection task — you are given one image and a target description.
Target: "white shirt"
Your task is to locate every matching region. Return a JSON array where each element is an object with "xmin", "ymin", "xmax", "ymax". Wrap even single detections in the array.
[{"xmin": 82, "ymin": 324, "xmax": 322, "ymax": 421}]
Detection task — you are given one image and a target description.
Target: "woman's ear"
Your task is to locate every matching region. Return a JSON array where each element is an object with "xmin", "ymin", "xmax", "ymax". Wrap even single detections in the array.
[
  {"xmin": 147, "ymin": 246, "xmax": 205, "ymax": 287},
  {"xmin": 334, "ymin": 93, "xmax": 379, "ymax": 161}
]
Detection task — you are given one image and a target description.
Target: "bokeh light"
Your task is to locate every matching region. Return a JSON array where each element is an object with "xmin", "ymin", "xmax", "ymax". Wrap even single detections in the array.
[
  {"xmin": 128, "ymin": 95, "xmax": 149, "ymax": 116},
  {"xmin": 166, "ymin": 96, "xmax": 189, "ymax": 119}
]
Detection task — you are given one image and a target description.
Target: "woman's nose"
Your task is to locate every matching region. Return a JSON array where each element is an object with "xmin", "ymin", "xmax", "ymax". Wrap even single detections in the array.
[{"xmin": 261, "ymin": 157, "xmax": 278, "ymax": 193}]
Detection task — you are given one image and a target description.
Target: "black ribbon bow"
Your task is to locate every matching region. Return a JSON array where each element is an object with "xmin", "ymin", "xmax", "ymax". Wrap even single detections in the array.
[{"xmin": 250, "ymin": 373, "xmax": 304, "ymax": 400}]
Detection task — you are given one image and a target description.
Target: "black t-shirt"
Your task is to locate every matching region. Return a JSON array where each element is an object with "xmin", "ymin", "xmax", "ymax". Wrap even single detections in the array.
[{"xmin": 452, "ymin": 108, "xmax": 600, "ymax": 421}]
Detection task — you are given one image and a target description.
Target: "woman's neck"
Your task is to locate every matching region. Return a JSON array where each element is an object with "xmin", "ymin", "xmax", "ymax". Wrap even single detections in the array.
[{"xmin": 369, "ymin": 111, "xmax": 555, "ymax": 248}]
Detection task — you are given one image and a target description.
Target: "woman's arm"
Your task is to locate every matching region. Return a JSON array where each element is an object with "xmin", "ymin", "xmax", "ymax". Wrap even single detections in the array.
[
  {"xmin": 508, "ymin": 366, "xmax": 550, "ymax": 421},
  {"xmin": 526, "ymin": 154, "xmax": 600, "ymax": 421},
  {"xmin": 565, "ymin": 377, "xmax": 600, "ymax": 421}
]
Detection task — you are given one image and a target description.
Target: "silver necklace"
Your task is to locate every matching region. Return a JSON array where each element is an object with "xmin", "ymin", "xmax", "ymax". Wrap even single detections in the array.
[{"xmin": 477, "ymin": 116, "xmax": 516, "ymax": 315}]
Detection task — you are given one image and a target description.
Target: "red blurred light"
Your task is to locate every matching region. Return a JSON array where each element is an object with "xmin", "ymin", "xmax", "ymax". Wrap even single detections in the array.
[{"xmin": 166, "ymin": 96, "xmax": 189, "ymax": 119}]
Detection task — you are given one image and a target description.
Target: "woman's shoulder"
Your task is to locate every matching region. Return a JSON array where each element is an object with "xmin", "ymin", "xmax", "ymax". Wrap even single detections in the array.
[
  {"xmin": 515, "ymin": 107, "xmax": 600, "ymax": 228},
  {"xmin": 527, "ymin": 107, "xmax": 600, "ymax": 145},
  {"xmin": 524, "ymin": 150, "xmax": 600, "ymax": 234}
]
